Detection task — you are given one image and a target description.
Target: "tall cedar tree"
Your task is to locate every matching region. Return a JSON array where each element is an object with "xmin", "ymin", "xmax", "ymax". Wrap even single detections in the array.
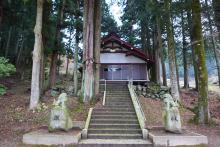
[
  {"xmin": 30, "ymin": 0, "xmax": 43, "ymax": 109},
  {"xmin": 192, "ymin": 0, "xmax": 210, "ymax": 124},
  {"xmin": 181, "ymin": 0, "xmax": 189, "ymax": 89},
  {"xmin": 82, "ymin": 0, "xmax": 101, "ymax": 102},
  {"xmin": 49, "ymin": 0, "xmax": 66, "ymax": 88},
  {"xmin": 164, "ymin": 0, "xmax": 180, "ymax": 101}
]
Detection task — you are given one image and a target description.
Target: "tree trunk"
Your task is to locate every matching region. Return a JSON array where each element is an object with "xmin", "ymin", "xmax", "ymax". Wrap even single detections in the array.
[
  {"xmin": 49, "ymin": 0, "xmax": 66, "ymax": 88},
  {"xmin": 66, "ymin": 57, "xmax": 69, "ymax": 76},
  {"xmin": 206, "ymin": 0, "xmax": 220, "ymax": 86},
  {"xmin": 161, "ymin": 56, "xmax": 167, "ymax": 86},
  {"xmin": 41, "ymin": 0, "xmax": 52, "ymax": 90},
  {"xmin": 146, "ymin": 23, "xmax": 151, "ymax": 55},
  {"xmin": 39, "ymin": 43, "xmax": 45, "ymax": 95},
  {"xmin": 155, "ymin": 15, "xmax": 162, "ymax": 84},
  {"xmin": 151, "ymin": 27, "xmax": 158, "ymax": 82},
  {"xmin": 94, "ymin": 0, "xmax": 101, "ymax": 95},
  {"xmin": 83, "ymin": 0, "xmax": 95, "ymax": 102},
  {"xmin": 187, "ymin": 8, "xmax": 198, "ymax": 90},
  {"xmin": 164, "ymin": 0, "xmax": 180, "ymax": 101},
  {"xmin": 74, "ymin": 36, "xmax": 79, "ymax": 95},
  {"xmin": 81, "ymin": 0, "xmax": 88, "ymax": 97},
  {"xmin": 74, "ymin": 18, "xmax": 79, "ymax": 95},
  {"xmin": 5, "ymin": 27, "xmax": 12, "ymax": 58},
  {"xmin": 181, "ymin": 6, "xmax": 189, "ymax": 89},
  {"xmin": 16, "ymin": 35, "xmax": 24, "ymax": 67},
  {"xmin": 171, "ymin": 17, "xmax": 180, "ymax": 90},
  {"xmin": 57, "ymin": 54, "xmax": 61, "ymax": 75},
  {"xmin": 141, "ymin": 19, "xmax": 148, "ymax": 55},
  {"xmin": 66, "ymin": 20, "xmax": 74, "ymax": 77},
  {"xmin": 0, "ymin": 0, "xmax": 2, "ymax": 29},
  {"xmin": 192, "ymin": 0, "xmax": 210, "ymax": 124},
  {"xmin": 212, "ymin": 0, "xmax": 220, "ymax": 40},
  {"xmin": 15, "ymin": 35, "xmax": 20, "ymax": 56},
  {"xmin": 30, "ymin": 0, "xmax": 44, "ymax": 110}
]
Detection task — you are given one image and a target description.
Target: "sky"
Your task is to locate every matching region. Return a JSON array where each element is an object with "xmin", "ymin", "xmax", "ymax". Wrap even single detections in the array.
[{"xmin": 106, "ymin": 0, "xmax": 123, "ymax": 26}]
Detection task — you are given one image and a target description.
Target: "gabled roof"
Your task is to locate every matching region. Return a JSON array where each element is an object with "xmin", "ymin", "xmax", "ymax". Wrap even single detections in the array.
[{"xmin": 101, "ymin": 32, "xmax": 154, "ymax": 63}]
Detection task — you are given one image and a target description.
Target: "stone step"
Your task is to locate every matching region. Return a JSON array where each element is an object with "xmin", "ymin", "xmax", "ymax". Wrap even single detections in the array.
[
  {"xmin": 107, "ymin": 101, "xmax": 132, "ymax": 104},
  {"xmin": 106, "ymin": 100, "xmax": 132, "ymax": 105},
  {"xmin": 88, "ymin": 133, "xmax": 142, "ymax": 139},
  {"xmin": 106, "ymin": 90, "xmax": 130, "ymax": 94},
  {"xmin": 92, "ymin": 115, "xmax": 137, "ymax": 119},
  {"xmin": 106, "ymin": 96, "xmax": 130, "ymax": 98},
  {"xmin": 106, "ymin": 91, "xmax": 129, "ymax": 93},
  {"xmin": 94, "ymin": 107, "xmax": 134, "ymax": 110},
  {"xmin": 107, "ymin": 97, "xmax": 131, "ymax": 99},
  {"xmin": 107, "ymin": 99, "xmax": 131, "ymax": 102},
  {"xmin": 106, "ymin": 92, "xmax": 130, "ymax": 95},
  {"xmin": 93, "ymin": 108, "xmax": 134, "ymax": 112},
  {"xmin": 104, "ymin": 105, "xmax": 134, "ymax": 109},
  {"xmin": 105, "ymin": 102, "xmax": 133, "ymax": 106},
  {"xmin": 78, "ymin": 139, "xmax": 153, "ymax": 147},
  {"xmin": 89, "ymin": 124, "xmax": 140, "ymax": 129},
  {"xmin": 107, "ymin": 100, "xmax": 132, "ymax": 102},
  {"xmin": 105, "ymin": 103, "xmax": 132, "ymax": 106},
  {"xmin": 92, "ymin": 111, "xmax": 136, "ymax": 115},
  {"xmin": 105, "ymin": 102, "xmax": 133, "ymax": 108},
  {"xmin": 90, "ymin": 119, "xmax": 138, "ymax": 124},
  {"xmin": 107, "ymin": 99, "xmax": 131, "ymax": 101},
  {"xmin": 88, "ymin": 129, "xmax": 142, "ymax": 134},
  {"xmin": 106, "ymin": 95, "xmax": 130, "ymax": 97}
]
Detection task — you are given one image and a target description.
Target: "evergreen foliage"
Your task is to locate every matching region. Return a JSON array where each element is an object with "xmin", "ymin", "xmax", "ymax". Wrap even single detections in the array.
[
  {"xmin": 0, "ymin": 57, "xmax": 16, "ymax": 95},
  {"xmin": 0, "ymin": 57, "xmax": 16, "ymax": 77}
]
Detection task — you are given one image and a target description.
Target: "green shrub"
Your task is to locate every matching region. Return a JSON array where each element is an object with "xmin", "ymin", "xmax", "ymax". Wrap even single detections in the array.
[
  {"xmin": 0, "ymin": 57, "xmax": 16, "ymax": 95},
  {"xmin": 0, "ymin": 84, "xmax": 6, "ymax": 96},
  {"xmin": 0, "ymin": 57, "xmax": 16, "ymax": 77}
]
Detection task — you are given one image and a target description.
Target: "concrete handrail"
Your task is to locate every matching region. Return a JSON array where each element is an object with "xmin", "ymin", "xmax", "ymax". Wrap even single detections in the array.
[
  {"xmin": 102, "ymin": 91, "xmax": 106, "ymax": 105},
  {"xmin": 85, "ymin": 108, "xmax": 93, "ymax": 129},
  {"xmin": 102, "ymin": 80, "xmax": 107, "ymax": 106},
  {"xmin": 128, "ymin": 81, "xmax": 146, "ymax": 129},
  {"xmin": 128, "ymin": 81, "xmax": 148, "ymax": 139},
  {"xmin": 82, "ymin": 108, "xmax": 93, "ymax": 139}
]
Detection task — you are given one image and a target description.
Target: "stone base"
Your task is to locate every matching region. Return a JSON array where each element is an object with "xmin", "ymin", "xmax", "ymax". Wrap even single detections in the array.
[
  {"xmin": 73, "ymin": 121, "xmax": 85, "ymax": 129},
  {"xmin": 78, "ymin": 139, "xmax": 153, "ymax": 147},
  {"xmin": 148, "ymin": 129, "xmax": 208, "ymax": 147},
  {"xmin": 23, "ymin": 128, "xmax": 81, "ymax": 145}
]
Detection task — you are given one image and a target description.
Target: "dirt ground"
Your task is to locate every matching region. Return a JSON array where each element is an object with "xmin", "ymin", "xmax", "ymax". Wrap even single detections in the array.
[
  {"xmin": 140, "ymin": 88, "xmax": 220, "ymax": 147},
  {"xmin": 1, "ymin": 76, "xmax": 220, "ymax": 147},
  {"xmin": 0, "ymin": 75, "xmax": 100, "ymax": 147}
]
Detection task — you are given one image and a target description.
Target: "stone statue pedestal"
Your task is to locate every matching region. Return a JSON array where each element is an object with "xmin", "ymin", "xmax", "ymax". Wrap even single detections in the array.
[
  {"xmin": 162, "ymin": 94, "xmax": 182, "ymax": 134},
  {"xmin": 48, "ymin": 93, "xmax": 73, "ymax": 132}
]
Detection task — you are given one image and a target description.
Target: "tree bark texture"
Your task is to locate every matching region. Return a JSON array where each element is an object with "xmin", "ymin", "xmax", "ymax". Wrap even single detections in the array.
[
  {"xmin": 73, "ymin": 1, "xmax": 80, "ymax": 95},
  {"xmin": 81, "ymin": 0, "xmax": 88, "ymax": 96},
  {"xmin": 94, "ymin": 0, "xmax": 101, "ymax": 96},
  {"xmin": 0, "ymin": 0, "xmax": 2, "ymax": 29},
  {"xmin": 74, "ymin": 39, "xmax": 79, "ymax": 95},
  {"xmin": 83, "ymin": 0, "xmax": 95, "ymax": 102},
  {"xmin": 155, "ymin": 15, "xmax": 162, "ymax": 84},
  {"xmin": 30, "ymin": 0, "xmax": 44, "ymax": 109},
  {"xmin": 164, "ymin": 0, "xmax": 180, "ymax": 101},
  {"xmin": 192, "ymin": 0, "xmax": 210, "ymax": 124},
  {"xmin": 5, "ymin": 27, "xmax": 12, "ymax": 58},
  {"xmin": 141, "ymin": 20, "xmax": 148, "ymax": 55},
  {"xmin": 82, "ymin": 0, "xmax": 101, "ymax": 101},
  {"xmin": 181, "ymin": 7, "xmax": 189, "ymax": 89},
  {"xmin": 205, "ymin": 0, "xmax": 220, "ymax": 86},
  {"xmin": 49, "ymin": 0, "xmax": 66, "ymax": 88},
  {"xmin": 187, "ymin": 8, "xmax": 198, "ymax": 90},
  {"xmin": 212, "ymin": 0, "xmax": 220, "ymax": 40}
]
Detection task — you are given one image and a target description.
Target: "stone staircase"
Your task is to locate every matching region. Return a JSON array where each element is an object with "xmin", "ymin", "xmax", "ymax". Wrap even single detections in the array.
[
  {"xmin": 88, "ymin": 83, "xmax": 142, "ymax": 139},
  {"xmin": 78, "ymin": 82, "xmax": 152, "ymax": 147}
]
